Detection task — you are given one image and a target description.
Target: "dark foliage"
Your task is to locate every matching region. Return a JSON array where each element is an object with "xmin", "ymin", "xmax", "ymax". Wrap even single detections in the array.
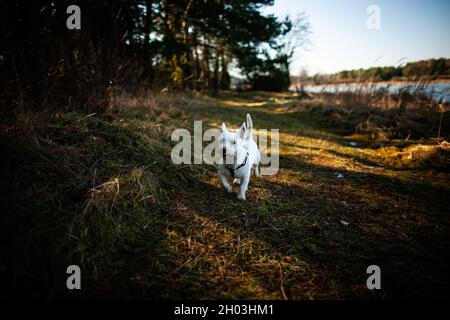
[{"xmin": 0, "ymin": 0, "xmax": 308, "ymax": 115}]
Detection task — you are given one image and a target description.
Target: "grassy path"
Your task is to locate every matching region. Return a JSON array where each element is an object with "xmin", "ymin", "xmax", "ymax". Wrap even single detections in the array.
[
  {"xmin": 163, "ymin": 91, "xmax": 450, "ymax": 299},
  {"xmin": 3, "ymin": 91, "xmax": 449, "ymax": 299}
]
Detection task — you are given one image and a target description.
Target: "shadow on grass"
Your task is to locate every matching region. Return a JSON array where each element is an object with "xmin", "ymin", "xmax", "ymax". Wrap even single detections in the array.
[
  {"xmin": 2, "ymin": 94, "xmax": 449, "ymax": 299},
  {"xmin": 190, "ymin": 96, "xmax": 375, "ymax": 150},
  {"xmin": 166, "ymin": 152, "xmax": 450, "ymax": 299}
]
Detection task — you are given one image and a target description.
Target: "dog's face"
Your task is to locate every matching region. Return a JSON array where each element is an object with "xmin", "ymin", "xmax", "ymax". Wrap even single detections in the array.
[{"xmin": 219, "ymin": 122, "xmax": 246, "ymax": 165}]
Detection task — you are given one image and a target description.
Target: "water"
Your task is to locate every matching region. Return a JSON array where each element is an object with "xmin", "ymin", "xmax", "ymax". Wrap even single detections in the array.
[{"xmin": 293, "ymin": 81, "xmax": 450, "ymax": 103}]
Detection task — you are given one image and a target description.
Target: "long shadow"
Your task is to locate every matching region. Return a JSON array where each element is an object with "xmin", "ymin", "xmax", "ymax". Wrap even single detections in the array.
[
  {"xmin": 191, "ymin": 97, "xmax": 378, "ymax": 151},
  {"xmin": 165, "ymin": 153, "xmax": 450, "ymax": 299},
  {"xmin": 280, "ymin": 153, "xmax": 450, "ymax": 205},
  {"xmin": 279, "ymin": 140, "xmax": 386, "ymax": 169},
  {"xmin": 4, "ymin": 105, "xmax": 448, "ymax": 299},
  {"xmin": 98, "ymin": 95, "xmax": 449, "ymax": 298},
  {"xmin": 183, "ymin": 96, "xmax": 449, "ymax": 287},
  {"xmin": 1, "ymin": 114, "xmax": 183, "ymax": 299},
  {"xmin": 200, "ymin": 93, "xmax": 447, "ymax": 151}
]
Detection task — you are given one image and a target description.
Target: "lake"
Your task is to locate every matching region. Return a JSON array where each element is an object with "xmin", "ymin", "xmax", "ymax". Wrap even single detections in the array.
[{"xmin": 293, "ymin": 81, "xmax": 450, "ymax": 103}]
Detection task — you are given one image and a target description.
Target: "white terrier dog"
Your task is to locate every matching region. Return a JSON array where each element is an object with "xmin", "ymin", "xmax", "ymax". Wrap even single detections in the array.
[{"xmin": 218, "ymin": 114, "xmax": 260, "ymax": 200}]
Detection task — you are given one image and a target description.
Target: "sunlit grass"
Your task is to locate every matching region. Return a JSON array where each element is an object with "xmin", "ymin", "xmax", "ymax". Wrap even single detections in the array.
[{"xmin": 2, "ymin": 90, "xmax": 449, "ymax": 299}]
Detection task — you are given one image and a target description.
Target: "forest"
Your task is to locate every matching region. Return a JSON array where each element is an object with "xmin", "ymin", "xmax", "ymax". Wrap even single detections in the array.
[
  {"xmin": 0, "ymin": 0, "xmax": 308, "ymax": 116},
  {"xmin": 304, "ymin": 58, "xmax": 450, "ymax": 84}
]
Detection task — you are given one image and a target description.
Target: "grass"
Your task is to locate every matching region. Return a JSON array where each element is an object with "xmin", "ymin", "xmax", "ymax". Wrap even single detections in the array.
[{"xmin": 1, "ymin": 90, "xmax": 449, "ymax": 299}]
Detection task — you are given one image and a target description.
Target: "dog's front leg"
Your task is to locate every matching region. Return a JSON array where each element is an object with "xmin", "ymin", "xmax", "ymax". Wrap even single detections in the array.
[
  {"xmin": 219, "ymin": 171, "xmax": 233, "ymax": 193},
  {"xmin": 237, "ymin": 173, "xmax": 250, "ymax": 201}
]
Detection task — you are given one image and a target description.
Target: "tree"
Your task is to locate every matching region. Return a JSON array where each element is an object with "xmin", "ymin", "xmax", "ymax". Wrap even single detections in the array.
[{"xmin": 0, "ymin": 0, "xmax": 310, "ymax": 115}]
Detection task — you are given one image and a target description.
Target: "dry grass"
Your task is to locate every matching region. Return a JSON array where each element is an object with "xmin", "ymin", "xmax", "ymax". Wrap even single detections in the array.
[
  {"xmin": 288, "ymin": 87, "xmax": 450, "ymax": 171},
  {"xmin": 303, "ymin": 88, "xmax": 449, "ymax": 141},
  {"xmin": 1, "ymin": 90, "xmax": 449, "ymax": 299}
]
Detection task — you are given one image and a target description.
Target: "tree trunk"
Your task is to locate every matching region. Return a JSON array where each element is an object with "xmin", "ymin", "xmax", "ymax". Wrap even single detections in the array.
[
  {"xmin": 144, "ymin": 0, "xmax": 153, "ymax": 75},
  {"xmin": 212, "ymin": 47, "xmax": 220, "ymax": 93},
  {"xmin": 220, "ymin": 48, "xmax": 230, "ymax": 90},
  {"xmin": 203, "ymin": 43, "xmax": 210, "ymax": 91}
]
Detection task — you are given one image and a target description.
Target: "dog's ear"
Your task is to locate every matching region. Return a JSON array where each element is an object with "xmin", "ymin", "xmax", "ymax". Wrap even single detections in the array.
[
  {"xmin": 238, "ymin": 122, "xmax": 246, "ymax": 139},
  {"xmin": 221, "ymin": 122, "xmax": 228, "ymax": 132}
]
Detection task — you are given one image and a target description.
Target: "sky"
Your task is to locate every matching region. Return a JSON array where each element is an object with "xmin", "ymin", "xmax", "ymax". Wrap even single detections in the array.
[{"xmin": 261, "ymin": 0, "xmax": 450, "ymax": 75}]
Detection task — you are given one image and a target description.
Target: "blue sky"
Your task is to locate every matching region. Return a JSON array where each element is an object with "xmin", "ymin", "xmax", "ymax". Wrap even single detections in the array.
[{"xmin": 261, "ymin": 0, "xmax": 450, "ymax": 75}]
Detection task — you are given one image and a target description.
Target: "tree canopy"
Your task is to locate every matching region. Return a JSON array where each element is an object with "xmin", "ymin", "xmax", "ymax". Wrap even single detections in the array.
[{"xmin": 0, "ymin": 0, "xmax": 309, "ymax": 113}]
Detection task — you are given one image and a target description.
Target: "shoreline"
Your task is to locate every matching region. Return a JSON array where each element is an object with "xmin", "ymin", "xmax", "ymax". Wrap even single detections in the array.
[{"xmin": 292, "ymin": 78, "xmax": 450, "ymax": 88}]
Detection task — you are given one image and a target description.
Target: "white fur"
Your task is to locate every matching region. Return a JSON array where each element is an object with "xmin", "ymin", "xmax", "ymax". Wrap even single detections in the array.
[{"xmin": 218, "ymin": 114, "xmax": 260, "ymax": 200}]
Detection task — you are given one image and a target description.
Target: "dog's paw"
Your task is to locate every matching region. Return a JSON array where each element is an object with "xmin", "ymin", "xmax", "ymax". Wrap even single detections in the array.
[
  {"xmin": 224, "ymin": 186, "xmax": 233, "ymax": 193},
  {"xmin": 236, "ymin": 193, "xmax": 246, "ymax": 201},
  {"xmin": 233, "ymin": 178, "xmax": 241, "ymax": 186}
]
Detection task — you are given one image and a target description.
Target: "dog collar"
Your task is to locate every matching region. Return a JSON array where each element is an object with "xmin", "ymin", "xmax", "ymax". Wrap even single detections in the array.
[{"xmin": 227, "ymin": 151, "xmax": 249, "ymax": 178}]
